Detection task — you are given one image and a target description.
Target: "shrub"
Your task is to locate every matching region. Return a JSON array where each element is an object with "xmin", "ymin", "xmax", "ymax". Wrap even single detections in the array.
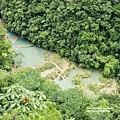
[
  {"xmin": 88, "ymin": 84, "xmax": 100, "ymax": 93},
  {"xmin": 10, "ymin": 68, "xmax": 62, "ymax": 99},
  {"xmin": 0, "ymin": 103, "xmax": 63, "ymax": 120},
  {"xmin": 0, "ymin": 69, "xmax": 13, "ymax": 92},
  {"xmin": 0, "ymin": 85, "xmax": 47, "ymax": 113},
  {"xmin": 38, "ymin": 62, "xmax": 55, "ymax": 72},
  {"xmin": 52, "ymin": 88, "xmax": 90, "ymax": 120},
  {"xmin": 10, "ymin": 68, "xmax": 44, "ymax": 91},
  {"xmin": 98, "ymin": 94, "xmax": 120, "ymax": 120},
  {"xmin": 0, "ymin": 26, "xmax": 15, "ymax": 70}
]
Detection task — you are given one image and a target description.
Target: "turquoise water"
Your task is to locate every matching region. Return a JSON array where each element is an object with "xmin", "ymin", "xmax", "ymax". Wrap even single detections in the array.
[
  {"xmin": 7, "ymin": 31, "xmax": 18, "ymax": 39},
  {"xmin": 15, "ymin": 47, "xmax": 45, "ymax": 68},
  {"xmin": 82, "ymin": 71, "xmax": 101, "ymax": 86},
  {"xmin": 55, "ymin": 78, "xmax": 76, "ymax": 90},
  {"xmin": 8, "ymin": 32, "xmax": 45, "ymax": 68},
  {"xmin": 55, "ymin": 68, "xmax": 80, "ymax": 90},
  {"xmin": 8, "ymin": 31, "xmax": 101, "ymax": 90},
  {"xmin": 12, "ymin": 38, "xmax": 31, "ymax": 46}
]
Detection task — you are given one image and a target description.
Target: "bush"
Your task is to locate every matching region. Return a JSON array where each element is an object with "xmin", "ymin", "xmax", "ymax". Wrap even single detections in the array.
[
  {"xmin": 0, "ymin": 104, "xmax": 63, "ymax": 120},
  {"xmin": 98, "ymin": 94, "xmax": 120, "ymax": 120},
  {"xmin": 0, "ymin": 85, "xmax": 47, "ymax": 113},
  {"xmin": 38, "ymin": 62, "xmax": 55, "ymax": 72},
  {"xmin": 88, "ymin": 84, "xmax": 100, "ymax": 93},
  {"xmin": 0, "ymin": 69, "xmax": 13, "ymax": 92},
  {"xmin": 52, "ymin": 88, "xmax": 90, "ymax": 120},
  {"xmin": 0, "ymin": 26, "xmax": 15, "ymax": 70},
  {"xmin": 10, "ymin": 68, "xmax": 44, "ymax": 91}
]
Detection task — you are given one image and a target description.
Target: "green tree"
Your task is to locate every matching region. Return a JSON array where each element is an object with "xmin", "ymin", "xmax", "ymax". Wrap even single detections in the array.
[
  {"xmin": 52, "ymin": 88, "xmax": 90, "ymax": 120},
  {"xmin": 0, "ymin": 26, "xmax": 15, "ymax": 70},
  {"xmin": 0, "ymin": 85, "xmax": 47, "ymax": 113}
]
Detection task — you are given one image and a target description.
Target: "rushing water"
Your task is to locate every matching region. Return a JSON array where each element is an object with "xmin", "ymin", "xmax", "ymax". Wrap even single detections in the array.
[{"xmin": 8, "ymin": 31, "xmax": 102, "ymax": 90}]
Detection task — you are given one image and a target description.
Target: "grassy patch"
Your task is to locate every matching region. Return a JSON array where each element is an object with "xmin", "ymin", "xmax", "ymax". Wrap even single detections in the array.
[
  {"xmin": 88, "ymin": 84, "xmax": 100, "ymax": 93},
  {"xmin": 37, "ymin": 62, "xmax": 55, "ymax": 72},
  {"xmin": 99, "ymin": 77, "xmax": 113, "ymax": 86},
  {"xmin": 45, "ymin": 74, "xmax": 54, "ymax": 80}
]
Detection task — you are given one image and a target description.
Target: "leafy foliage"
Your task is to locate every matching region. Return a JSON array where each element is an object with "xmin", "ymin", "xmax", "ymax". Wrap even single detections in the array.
[
  {"xmin": 0, "ymin": 68, "xmax": 61, "ymax": 101},
  {"xmin": 0, "ymin": 103, "xmax": 63, "ymax": 120},
  {"xmin": 87, "ymin": 98, "xmax": 114, "ymax": 120},
  {"xmin": 10, "ymin": 68, "xmax": 44, "ymax": 91},
  {"xmin": 88, "ymin": 84, "xmax": 100, "ymax": 93},
  {"xmin": 0, "ymin": 69, "xmax": 63, "ymax": 119},
  {"xmin": 51, "ymin": 88, "xmax": 90, "ymax": 120},
  {"xmin": 0, "ymin": 26, "xmax": 15, "ymax": 70},
  {"xmin": 39, "ymin": 102, "xmax": 63, "ymax": 120},
  {"xmin": 0, "ymin": 67, "xmax": 120, "ymax": 119},
  {"xmin": 98, "ymin": 94, "xmax": 120, "ymax": 120},
  {"xmin": 9, "ymin": 68, "xmax": 62, "ymax": 99},
  {"xmin": 0, "ymin": 0, "xmax": 120, "ymax": 78},
  {"xmin": 38, "ymin": 62, "xmax": 55, "ymax": 72},
  {"xmin": 72, "ymin": 74, "xmax": 85, "ymax": 85},
  {"xmin": 0, "ymin": 85, "xmax": 47, "ymax": 113},
  {"xmin": 0, "ymin": 69, "xmax": 12, "ymax": 92}
]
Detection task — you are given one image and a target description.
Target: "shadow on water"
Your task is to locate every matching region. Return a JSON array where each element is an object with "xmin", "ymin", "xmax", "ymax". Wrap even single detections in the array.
[
  {"xmin": 8, "ymin": 31, "xmax": 101, "ymax": 90},
  {"xmin": 12, "ymin": 38, "xmax": 31, "ymax": 46},
  {"xmin": 7, "ymin": 31, "xmax": 18, "ymax": 39}
]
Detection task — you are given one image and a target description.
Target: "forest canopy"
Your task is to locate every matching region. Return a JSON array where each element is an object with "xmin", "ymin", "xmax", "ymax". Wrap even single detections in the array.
[
  {"xmin": 0, "ymin": 0, "xmax": 120, "ymax": 78},
  {"xmin": 0, "ymin": 68, "xmax": 120, "ymax": 120}
]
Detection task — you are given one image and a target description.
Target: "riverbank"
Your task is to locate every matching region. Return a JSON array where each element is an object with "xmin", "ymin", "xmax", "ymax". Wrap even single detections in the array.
[{"xmin": 8, "ymin": 31, "xmax": 118, "ymax": 95}]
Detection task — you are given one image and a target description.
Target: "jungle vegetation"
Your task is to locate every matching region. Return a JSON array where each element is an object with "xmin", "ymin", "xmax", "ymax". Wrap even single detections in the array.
[
  {"xmin": 0, "ymin": 0, "xmax": 120, "ymax": 120},
  {"xmin": 0, "ymin": 28, "xmax": 119, "ymax": 119},
  {"xmin": 0, "ymin": 0, "xmax": 119, "ymax": 78},
  {"xmin": 0, "ymin": 68, "xmax": 120, "ymax": 120}
]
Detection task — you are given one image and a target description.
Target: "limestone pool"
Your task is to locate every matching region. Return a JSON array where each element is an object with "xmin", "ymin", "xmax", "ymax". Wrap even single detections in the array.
[{"xmin": 7, "ymin": 31, "xmax": 110, "ymax": 93}]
